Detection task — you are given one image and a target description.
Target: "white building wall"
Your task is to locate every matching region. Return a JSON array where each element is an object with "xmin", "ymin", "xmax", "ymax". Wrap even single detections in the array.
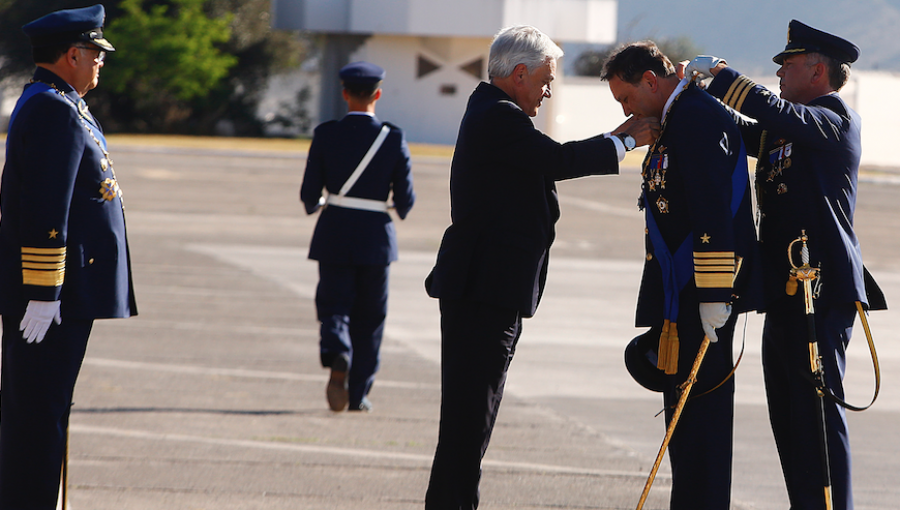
[
  {"xmin": 855, "ymin": 71, "xmax": 900, "ymax": 169},
  {"xmin": 546, "ymin": 73, "xmax": 900, "ymax": 169},
  {"xmin": 350, "ymin": 35, "xmax": 491, "ymax": 144}
]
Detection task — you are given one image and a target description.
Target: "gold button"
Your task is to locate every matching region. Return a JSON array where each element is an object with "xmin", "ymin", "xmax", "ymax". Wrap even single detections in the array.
[
  {"xmin": 646, "ymin": 253, "xmax": 653, "ymax": 261},
  {"xmin": 88, "ymin": 258, "xmax": 94, "ymax": 265}
]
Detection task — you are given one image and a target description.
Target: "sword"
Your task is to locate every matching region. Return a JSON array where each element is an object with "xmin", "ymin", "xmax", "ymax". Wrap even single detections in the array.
[
  {"xmin": 635, "ymin": 335, "xmax": 711, "ymax": 510},
  {"xmin": 787, "ymin": 230, "xmax": 834, "ymax": 510}
]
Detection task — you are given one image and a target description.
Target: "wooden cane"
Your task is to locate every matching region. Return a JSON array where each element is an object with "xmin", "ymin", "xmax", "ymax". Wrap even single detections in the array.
[{"xmin": 635, "ymin": 336, "xmax": 711, "ymax": 510}]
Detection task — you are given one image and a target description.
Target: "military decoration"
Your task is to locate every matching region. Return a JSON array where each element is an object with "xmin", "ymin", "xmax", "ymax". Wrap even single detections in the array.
[
  {"xmin": 768, "ymin": 140, "xmax": 792, "ymax": 177},
  {"xmin": 100, "ymin": 178, "xmax": 120, "ymax": 201},
  {"xmin": 656, "ymin": 196, "xmax": 670, "ymax": 214}
]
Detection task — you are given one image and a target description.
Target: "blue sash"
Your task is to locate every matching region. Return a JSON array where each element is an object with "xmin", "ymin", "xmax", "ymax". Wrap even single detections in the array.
[{"xmin": 644, "ymin": 139, "xmax": 749, "ymax": 324}]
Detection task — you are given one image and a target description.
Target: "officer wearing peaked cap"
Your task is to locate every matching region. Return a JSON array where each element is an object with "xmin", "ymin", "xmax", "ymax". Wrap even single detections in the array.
[
  {"xmin": 687, "ymin": 19, "xmax": 887, "ymax": 510},
  {"xmin": 300, "ymin": 61, "xmax": 415, "ymax": 413},
  {"xmin": 0, "ymin": 5, "xmax": 136, "ymax": 508}
]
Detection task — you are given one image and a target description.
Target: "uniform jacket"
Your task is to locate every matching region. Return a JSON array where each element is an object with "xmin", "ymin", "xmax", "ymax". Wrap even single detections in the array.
[
  {"xmin": 707, "ymin": 67, "xmax": 878, "ymax": 309},
  {"xmin": 636, "ymin": 82, "xmax": 761, "ymax": 327},
  {"xmin": 425, "ymin": 81, "xmax": 620, "ymax": 317},
  {"xmin": 0, "ymin": 68, "xmax": 136, "ymax": 319},
  {"xmin": 300, "ymin": 113, "xmax": 415, "ymax": 265}
]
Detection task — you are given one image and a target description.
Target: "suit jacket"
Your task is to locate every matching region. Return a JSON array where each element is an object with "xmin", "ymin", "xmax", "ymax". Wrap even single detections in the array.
[
  {"xmin": 0, "ymin": 68, "xmax": 137, "ymax": 319},
  {"xmin": 300, "ymin": 113, "xmax": 415, "ymax": 265},
  {"xmin": 426, "ymin": 82, "xmax": 620, "ymax": 317},
  {"xmin": 635, "ymin": 82, "xmax": 761, "ymax": 327},
  {"xmin": 707, "ymin": 67, "xmax": 882, "ymax": 310}
]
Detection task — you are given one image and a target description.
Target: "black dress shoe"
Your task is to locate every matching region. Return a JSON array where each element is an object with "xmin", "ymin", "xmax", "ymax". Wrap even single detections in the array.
[
  {"xmin": 326, "ymin": 354, "xmax": 350, "ymax": 412},
  {"xmin": 348, "ymin": 397, "xmax": 372, "ymax": 412}
]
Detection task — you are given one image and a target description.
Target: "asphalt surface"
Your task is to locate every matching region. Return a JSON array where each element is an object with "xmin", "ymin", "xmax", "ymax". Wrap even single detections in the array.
[{"xmin": 2, "ymin": 139, "xmax": 899, "ymax": 510}]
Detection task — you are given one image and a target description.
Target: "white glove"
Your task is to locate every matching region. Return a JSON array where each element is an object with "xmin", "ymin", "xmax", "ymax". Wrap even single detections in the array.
[
  {"xmin": 686, "ymin": 55, "xmax": 725, "ymax": 81},
  {"xmin": 19, "ymin": 300, "xmax": 62, "ymax": 344},
  {"xmin": 699, "ymin": 302, "xmax": 731, "ymax": 343}
]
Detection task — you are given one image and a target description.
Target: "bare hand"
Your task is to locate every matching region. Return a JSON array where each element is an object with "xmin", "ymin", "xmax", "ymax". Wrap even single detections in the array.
[
  {"xmin": 676, "ymin": 60, "xmax": 689, "ymax": 80},
  {"xmin": 613, "ymin": 116, "xmax": 660, "ymax": 147}
]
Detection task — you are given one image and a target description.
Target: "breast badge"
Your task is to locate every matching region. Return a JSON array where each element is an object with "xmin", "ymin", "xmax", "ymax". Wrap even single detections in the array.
[
  {"xmin": 100, "ymin": 178, "xmax": 120, "ymax": 201},
  {"xmin": 656, "ymin": 196, "xmax": 670, "ymax": 214}
]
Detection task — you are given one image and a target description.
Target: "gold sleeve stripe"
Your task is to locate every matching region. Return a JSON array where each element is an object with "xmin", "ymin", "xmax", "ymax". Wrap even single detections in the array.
[
  {"xmin": 22, "ymin": 254, "xmax": 66, "ymax": 263},
  {"xmin": 694, "ymin": 251, "xmax": 735, "ymax": 259},
  {"xmin": 22, "ymin": 247, "xmax": 66, "ymax": 256},
  {"xmin": 22, "ymin": 268, "xmax": 65, "ymax": 287},
  {"xmin": 733, "ymin": 79, "xmax": 755, "ymax": 111},
  {"xmin": 723, "ymin": 76, "xmax": 754, "ymax": 111},
  {"xmin": 696, "ymin": 265, "xmax": 736, "ymax": 272},
  {"xmin": 22, "ymin": 261, "xmax": 66, "ymax": 270},
  {"xmin": 694, "ymin": 258, "xmax": 735, "ymax": 266},
  {"xmin": 695, "ymin": 273, "xmax": 735, "ymax": 288}
]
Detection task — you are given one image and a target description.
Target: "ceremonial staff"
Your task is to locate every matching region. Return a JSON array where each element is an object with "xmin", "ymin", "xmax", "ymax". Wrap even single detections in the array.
[
  {"xmin": 635, "ymin": 335, "xmax": 711, "ymax": 510},
  {"xmin": 786, "ymin": 231, "xmax": 834, "ymax": 510}
]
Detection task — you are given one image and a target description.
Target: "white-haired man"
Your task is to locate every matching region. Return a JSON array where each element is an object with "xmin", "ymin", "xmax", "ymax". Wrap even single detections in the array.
[{"xmin": 423, "ymin": 25, "xmax": 659, "ymax": 509}]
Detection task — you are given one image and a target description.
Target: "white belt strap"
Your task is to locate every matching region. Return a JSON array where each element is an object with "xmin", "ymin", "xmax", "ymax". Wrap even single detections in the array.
[
  {"xmin": 325, "ymin": 195, "xmax": 389, "ymax": 212},
  {"xmin": 338, "ymin": 124, "xmax": 390, "ymax": 196}
]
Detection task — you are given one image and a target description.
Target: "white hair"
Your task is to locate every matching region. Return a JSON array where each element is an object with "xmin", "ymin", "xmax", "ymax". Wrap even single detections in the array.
[{"xmin": 487, "ymin": 25, "xmax": 564, "ymax": 79}]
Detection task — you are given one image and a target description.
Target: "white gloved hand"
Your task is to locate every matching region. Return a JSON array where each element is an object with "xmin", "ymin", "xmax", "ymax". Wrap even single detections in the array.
[
  {"xmin": 686, "ymin": 55, "xmax": 725, "ymax": 81},
  {"xmin": 19, "ymin": 300, "xmax": 62, "ymax": 344},
  {"xmin": 699, "ymin": 302, "xmax": 731, "ymax": 343}
]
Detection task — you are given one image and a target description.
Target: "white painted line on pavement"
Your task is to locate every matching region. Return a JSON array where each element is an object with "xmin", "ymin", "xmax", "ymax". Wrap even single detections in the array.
[
  {"xmin": 69, "ymin": 424, "xmax": 667, "ymax": 480},
  {"xmin": 82, "ymin": 357, "xmax": 440, "ymax": 390}
]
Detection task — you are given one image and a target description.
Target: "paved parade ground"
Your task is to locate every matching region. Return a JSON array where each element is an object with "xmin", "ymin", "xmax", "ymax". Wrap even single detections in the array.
[{"xmin": 3, "ymin": 137, "xmax": 899, "ymax": 509}]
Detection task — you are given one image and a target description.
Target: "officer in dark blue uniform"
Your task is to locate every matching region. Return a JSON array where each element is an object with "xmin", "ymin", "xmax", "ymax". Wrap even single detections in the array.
[
  {"xmin": 0, "ymin": 5, "xmax": 136, "ymax": 508},
  {"xmin": 300, "ymin": 62, "xmax": 415, "ymax": 413},
  {"xmin": 603, "ymin": 42, "xmax": 761, "ymax": 510},
  {"xmin": 688, "ymin": 20, "xmax": 887, "ymax": 510}
]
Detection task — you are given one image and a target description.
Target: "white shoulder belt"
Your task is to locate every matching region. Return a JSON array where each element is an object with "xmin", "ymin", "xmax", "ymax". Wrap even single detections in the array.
[{"xmin": 325, "ymin": 124, "xmax": 391, "ymax": 213}]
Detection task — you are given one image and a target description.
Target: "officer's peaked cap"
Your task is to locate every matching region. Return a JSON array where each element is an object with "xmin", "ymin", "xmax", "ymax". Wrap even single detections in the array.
[
  {"xmin": 23, "ymin": 4, "xmax": 115, "ymax": 52},
  {"xmin": 340, "ymin": 61, "xmax": 385, "ymax": 85},
  {"xmin": 624, "ymin": 328, "xmax": 666, "ymax": 393},
  {"xmin": 773, "ymin": 19, "xmax": 858, "ymax": 65}
]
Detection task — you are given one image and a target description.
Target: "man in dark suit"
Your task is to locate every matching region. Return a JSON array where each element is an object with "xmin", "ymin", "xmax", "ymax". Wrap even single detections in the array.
[
  {"xmin": 603, "ymin": 41, "xmax": 761, "ymax": 510},
  {"xmin": 423, "ymin": 25, "xmax": 658, "ymax": 509},
  {"xmin": 687, "ymin": 20, "xmax": 886, "ymax": 510},
  {"xmin": 300, "ymin": 61, "xmax": 415, "ymax": 413},
  {"xmin": 0, "ymin": 5, "xmax": 136, "ymax": 508}
]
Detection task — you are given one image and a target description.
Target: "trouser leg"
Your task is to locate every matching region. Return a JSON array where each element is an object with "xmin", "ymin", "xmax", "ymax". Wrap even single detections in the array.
[
  {"xmin": 0, "ymin": 314, "xmax": 92, "ymax": 510},
  {"xmin": 316, "ymin": 263, "xmax": 355, "ymax": 368},
  {"xmin": 763, "ymin": 298, "xmax": 855, "ymax": 510},
  {"xmin": 346, "ymin": 264, "xmax": 388, "ymax": 405},
  {"xmin": 424, "ymin": 298, "xmax": 521, "ymax": 510},
  {"xmin": 664, "ymin": 303, "xmax": 735, "ymax": 510}
]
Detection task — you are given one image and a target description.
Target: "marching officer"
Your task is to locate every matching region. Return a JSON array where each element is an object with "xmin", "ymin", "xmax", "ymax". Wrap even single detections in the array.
[
  {"xmin": 0, "ymin": 5, "xmax": 137, "ymax": 508},
  {"xmin": 688, "ymin": 20, "xmax": 887, "ymax": 510},
  {"xmin": 300, "ymin": 62, "xmax": 415, "ymax": 412},
  {"xmin": 603, "ymin": 41, "xmax": 761, "ymax": 510}
]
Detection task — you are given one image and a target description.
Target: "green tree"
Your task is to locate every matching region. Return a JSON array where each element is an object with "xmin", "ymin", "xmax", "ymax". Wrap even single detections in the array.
[
  {"xmin": 102, "ymin": 0, "xmax": 237, "ymax": 129},
  {"xmin": 573, "ymin": 36, "xmax": 705, "ymax": 77}
]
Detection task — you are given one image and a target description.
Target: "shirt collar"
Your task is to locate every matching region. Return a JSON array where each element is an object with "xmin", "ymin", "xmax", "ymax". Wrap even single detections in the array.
[{"xmin": 661, "ymin": 77, "xmax": 691, "ymax": 124}]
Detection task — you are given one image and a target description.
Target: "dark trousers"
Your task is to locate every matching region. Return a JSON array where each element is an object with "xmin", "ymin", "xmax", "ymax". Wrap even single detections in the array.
[
  {"xmin": 316, "ymin": 262, "xmax": 389, "ymax": 406},
  {"xmin": 763, "ymin": 297, "xmax": 855, "ymax": 510},
  {"xmin": 662, "ymin": 305, "xmax": 736, "ymax": 510},
  {"xmin": 424, "ymin": 297, "xmax": 522, "ymax": 510},
  {"xmin": 0, "ymin": 314, "xmax": 93, "ymax": 510}
]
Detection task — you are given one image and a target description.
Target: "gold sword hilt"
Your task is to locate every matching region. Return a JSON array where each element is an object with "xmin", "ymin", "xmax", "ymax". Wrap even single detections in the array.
[{"xmin": 786, "ymin": 230, "xmax": 819, "ymax": 298}]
